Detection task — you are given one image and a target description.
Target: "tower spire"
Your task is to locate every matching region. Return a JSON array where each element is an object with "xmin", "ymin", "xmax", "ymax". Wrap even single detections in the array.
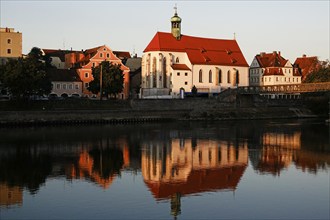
[{"xmin": 171, "ymin": 4, "xmax": 182, "ymax": 40}]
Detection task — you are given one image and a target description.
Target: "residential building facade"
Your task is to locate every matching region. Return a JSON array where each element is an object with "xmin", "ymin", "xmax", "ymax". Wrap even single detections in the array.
[
  {"xmin": 249, "ymin": 51, "xmax": 301, "ymax": 86},
  {"xmin": 141, "ymin": 9, "xmax": 249, "ymax": 98},
  {"xmin": 0, "ymin": 27, "xmax": 22, "ymax": 65},
  {"xmin": 65, "ymin": 45, "xmax": 130, "ymax": 99},
  {"xmin": 47, "ymin": 68, "xmax": 83, "ymax": 98}
]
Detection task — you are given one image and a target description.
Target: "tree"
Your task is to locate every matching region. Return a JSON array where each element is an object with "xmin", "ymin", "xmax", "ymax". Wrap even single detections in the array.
[
  {"xmin": 88, "ymin": 61, "xmax": 124, "ymax": 99},
  {"xmin": 0, "ymin": 55, "xmax": 52, "ymax": 99},
  {"xmin": 28, "ymin": 47, "xmax": 44, "ymax": 60},
  {"xmin": 191, "ymin": 85, "xmax": 197, "ymax": 97}
]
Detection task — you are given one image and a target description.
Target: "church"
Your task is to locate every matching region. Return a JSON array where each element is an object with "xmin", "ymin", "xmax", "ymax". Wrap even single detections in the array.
[{"xmin": 140, "ymin": 8, "xmax": 249, "ymax": 98}]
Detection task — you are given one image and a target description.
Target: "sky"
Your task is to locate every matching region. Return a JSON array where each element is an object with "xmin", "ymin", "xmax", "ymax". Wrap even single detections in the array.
[{"xmin": 1, "ymin": 0, "xmax": 329, "ymax": 64}]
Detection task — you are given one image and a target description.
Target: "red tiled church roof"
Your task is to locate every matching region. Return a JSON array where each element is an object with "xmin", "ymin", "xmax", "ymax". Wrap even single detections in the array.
[
  {"xmin": 144, "ymin": 165, "xmax": 247, "ymax": 200},
  {"xmin": 144, "ymin": 32, "xmax": 248, "ymax": 67}
]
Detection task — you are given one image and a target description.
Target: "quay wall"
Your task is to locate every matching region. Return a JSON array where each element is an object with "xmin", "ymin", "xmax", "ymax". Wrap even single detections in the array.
[{"xmin": 0, "ymin": 94, "xmax": 328, "ymax": 127}]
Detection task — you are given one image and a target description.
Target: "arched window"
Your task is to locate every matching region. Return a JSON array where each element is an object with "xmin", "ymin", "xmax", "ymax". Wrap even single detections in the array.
[
  {"xmin": 209, "ymin": 70, "xmax": 212, "ymax": 83},
  {"xmin": 163, "ymin": 57, "xmax": 167, "ymax": 88},
  {"xmin": 218, "ymin": 69, "xmax": 222, "ymax": 84},
  {"xmin": 199, "ymin": 69, "xmax": 203, "ymax": 83},
  {"xmin": 176, "ymin": 57, "xmax": 179, "ymax": 63},
  {"xmin": 236, "ymin": 70, "xmax": 239, "ymax": 85},
  {"xmin": 152, "ymin": 57, "xmax": 157, "ymax": 88},
  {"xmin": 227, "ymin": 70, "xmax": 231, "ymax": 83}
]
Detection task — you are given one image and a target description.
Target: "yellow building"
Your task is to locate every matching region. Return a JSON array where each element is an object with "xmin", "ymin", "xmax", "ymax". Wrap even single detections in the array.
[{"xmin": 0, "ymin": 27, "xmax": 22, "ymax": 63}]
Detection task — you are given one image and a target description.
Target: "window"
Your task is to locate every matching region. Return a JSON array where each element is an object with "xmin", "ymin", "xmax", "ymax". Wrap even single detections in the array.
[
  {"xmin": 185, "ymin": 81, "xmax": 188, "ymax": 85},
  {"xmin": 85, "ymin": 82, "xmax": 89, "ymax": 88},
  {"xmin": 176, "ymin": 57, "xmax": 179, "ymax": 63},
  {"xmin": 85, "ymin": 72, "xmax": 89, "ymax": 78},
  {"xmin": 218, "ymin": 69, "xmax": 222, "ymax": 84},
  {"xmin": 227, "ymin": 70, "xmax": 231, "ymax": 83},
  {"xmin": 106, "ymin": 53, "xmax": 110, "ymax": 58},
  {"xmin": 63, "ymin": 84, "xmax": 67, "ymax": 90},
  {"xmin": 7, "ymin": 49, "xmax": 11, "ymax": 54},
  {"xmin": 276, "ymin": 77, "xmax": 278, "ymax": 82},
  {"xmin": 92, "ymin": 63, "xmax": 95, "ymax": 68},
  {"xmin": 199, "ymin": 69, "xmax": 203, "ymax": 83},
  {"xmin": 236, "ymin": 71, "xmax": 240, "ymax": 84},
  {"xmin": 208, "ymin": 70, "xmax": 212, "ymax": 83},
  {"xmin": 100, "ymin": 53, "xmax": 103, "ymax": 58},
  {"xmin": 185, "ymin": 72, "xmax": 188, "ymax": 76},
  {"xmin": 163, "ymin": 57, "xmax": 167, "ymax": 88},
  {"xmin": 177, "ymin": 72, "xmax": 180, "ymax": 76},
  {"xmin": 75, "ymin": 84, "xmax": 79, "ymax": 89},
  {"xmin": 56, "ymin": 83, "xmax": 60, "ymax": 89},
  {"xmin": 7, "ymin": 39, "xmax": 11, "ymax": 44},
  {"xmin": 69, "ymin": 84, "xmax": 73, "ymax": 90}
]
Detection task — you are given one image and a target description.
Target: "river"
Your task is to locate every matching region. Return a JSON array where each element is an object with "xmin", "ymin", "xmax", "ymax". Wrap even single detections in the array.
[{"xmin": 0, "ymin": 119, "xmax": 329, "ymax": 219}]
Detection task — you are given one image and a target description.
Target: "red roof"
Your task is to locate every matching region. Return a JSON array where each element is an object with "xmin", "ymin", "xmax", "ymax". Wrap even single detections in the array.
[
  {"xmin": 113, "ymin": 51, "xmax": 131, "ymax": 59},
  {"xmin": 263, "ymin": 68, "xmax": 284, "ymax": 76},
  {"xmin": 294, "ymin": 56, "xmax": 320, "ymax": 80},
  {"xmin": 144, "ymin": 32, "xmax": 248, "ymax": 67},
  {"xmin": 255, "ymin": 52, "xmax": 288, "ymax": 68},
  {"xmin": 171, "ymin": 64, "xmax": 191, "ymax": 71},
  {"xmin": 144, "ymin": 165, "xmax": 247, "ymax": 200}
]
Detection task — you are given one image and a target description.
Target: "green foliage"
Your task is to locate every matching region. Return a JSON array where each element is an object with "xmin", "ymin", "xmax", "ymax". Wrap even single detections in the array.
[
  {"xmin": 28, "ymin": 47, "xmax": 44, "ymax": 60},
  {"xmin": 88, "ymin": 61, "xmax": 124, "ymax": 99},
  {"xmin": 0, "ymin": 56, "xmax": 52, "ymax": 99},
  {"xmin": 304, "ymin": 60, "xmax": 330, "ymax": 83}
]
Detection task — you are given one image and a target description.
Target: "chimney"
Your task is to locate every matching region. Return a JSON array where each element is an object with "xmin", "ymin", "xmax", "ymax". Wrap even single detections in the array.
[
  {"xmin": 273, "ymin": 51, "xmax": 277, "ymax": 55},
  {"xmin": 260, "ymin": 52, "xmax": 265, "ymax": 57},
  {"xmin": 278, "ymin": 51, "xmax": 281, "ymax": 56},
  {"xmin": 302, "ymin": 54, "xmax": 306, "ymax": 58}
]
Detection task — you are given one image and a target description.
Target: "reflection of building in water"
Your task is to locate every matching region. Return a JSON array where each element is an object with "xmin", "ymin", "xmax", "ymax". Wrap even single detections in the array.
[
  {"xmin": 69, "ymin": 143, "xmax": 130, "ymax": 189},
  {"xmin": 142, "ymin": 138, "xmax": 248, "ymax": 196},
  {"xmin": 262, "ymin": 132, "xmax": 301, "ymax": 149},
  {"xmin": 142, "ymin": 139, "xmax": 248, "ymax": 218},
  {"xmin": 250, "ymin": 132, "xmax": 301, "ymax": 176},
  {"xmin": 0, "ymin": 183, "xmax": 22, "ymax": 207},
  {"xmin": 293, "ymin": 151, "xmax": 330, "ymax": 173}
]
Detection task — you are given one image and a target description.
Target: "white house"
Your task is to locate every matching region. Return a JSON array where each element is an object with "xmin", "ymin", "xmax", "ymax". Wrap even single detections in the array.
[
  {"xmin": 141, "ymin": 9, "xmax": 249, "ymax": 98},
  {"xmin": 249, "ymin": 51, "xmax": 301, "ymax": 86}
]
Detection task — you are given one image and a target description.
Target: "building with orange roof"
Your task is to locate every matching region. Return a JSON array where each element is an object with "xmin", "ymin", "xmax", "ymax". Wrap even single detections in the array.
[
  {"xmin": 250, "ymin": 51, "xmax": 301, "ymax": 86},
  {"xmin": 64, "ymin": 45, "xmax": 130, "ymax": 99},
  {"xmin": 294, "ymin": 54, "xmax": 320, "ymax": 81},
  {"xmin": 141, "ymin": 8, "xmax": 249, "ymax": 98}
]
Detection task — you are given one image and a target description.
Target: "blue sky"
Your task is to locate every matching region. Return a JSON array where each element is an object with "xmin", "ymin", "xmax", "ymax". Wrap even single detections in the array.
[{"xmin": 1, "ymin": 0, "xmax": 329, "ymax": 64}]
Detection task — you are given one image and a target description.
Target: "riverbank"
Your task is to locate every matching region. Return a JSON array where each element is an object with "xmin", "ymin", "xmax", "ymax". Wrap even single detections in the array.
[{"xmin": 0, "ymin": 96, "xmax": 327, "ymax": 127}]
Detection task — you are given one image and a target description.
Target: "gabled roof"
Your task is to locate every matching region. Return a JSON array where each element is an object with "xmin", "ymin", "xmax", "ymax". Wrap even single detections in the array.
[
  {"xmin": 144, "ymin": 32, "xmax": 248, "ymax": 67},
  {"xmin": 113, "ymin": 51, "xmax": 131, "ymax": 60},
  {"xmin": 47, "ymin": 68, "xmax": 82, "ymax": 82},
  {"xmin": 263, "ymin": 67, "xmax": 284, "ymax": 76},
  {"xmin": 294, "ymin": 55, "xmax": 320, "ymax": 79},
  {"xmin": 42, "ymin": 49, "xmax": 79, "ymax": 62},
  {"xmin": 171, "ymin": 64, "xmax": 191, "ymax": 71},
  {"xmin": 255, "ymin": 52, "xmax": 288, "ymax": 68}
]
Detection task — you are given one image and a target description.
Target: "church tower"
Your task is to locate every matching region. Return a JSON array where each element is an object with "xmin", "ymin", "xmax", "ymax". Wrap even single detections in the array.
[{"xmin": 171, "ymin": 5, "xmax": 182, "ymax": 40}]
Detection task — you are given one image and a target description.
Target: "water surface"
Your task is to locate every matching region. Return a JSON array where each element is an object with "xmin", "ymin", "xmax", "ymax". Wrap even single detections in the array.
[{"xmin": 0, "ymin": 119, "xmax": 329, "ymax": 219}]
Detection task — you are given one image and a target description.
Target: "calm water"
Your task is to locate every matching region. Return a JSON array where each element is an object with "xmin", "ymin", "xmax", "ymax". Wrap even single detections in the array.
[{"xmin": 0, "ymin": 119, "xmax": 329, "ymax": 219}]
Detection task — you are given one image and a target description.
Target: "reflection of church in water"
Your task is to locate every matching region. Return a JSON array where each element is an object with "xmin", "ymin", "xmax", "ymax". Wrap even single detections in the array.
[{"xmin": 141, "ymin": 138, "xmax": 248, "ymax": 217}]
